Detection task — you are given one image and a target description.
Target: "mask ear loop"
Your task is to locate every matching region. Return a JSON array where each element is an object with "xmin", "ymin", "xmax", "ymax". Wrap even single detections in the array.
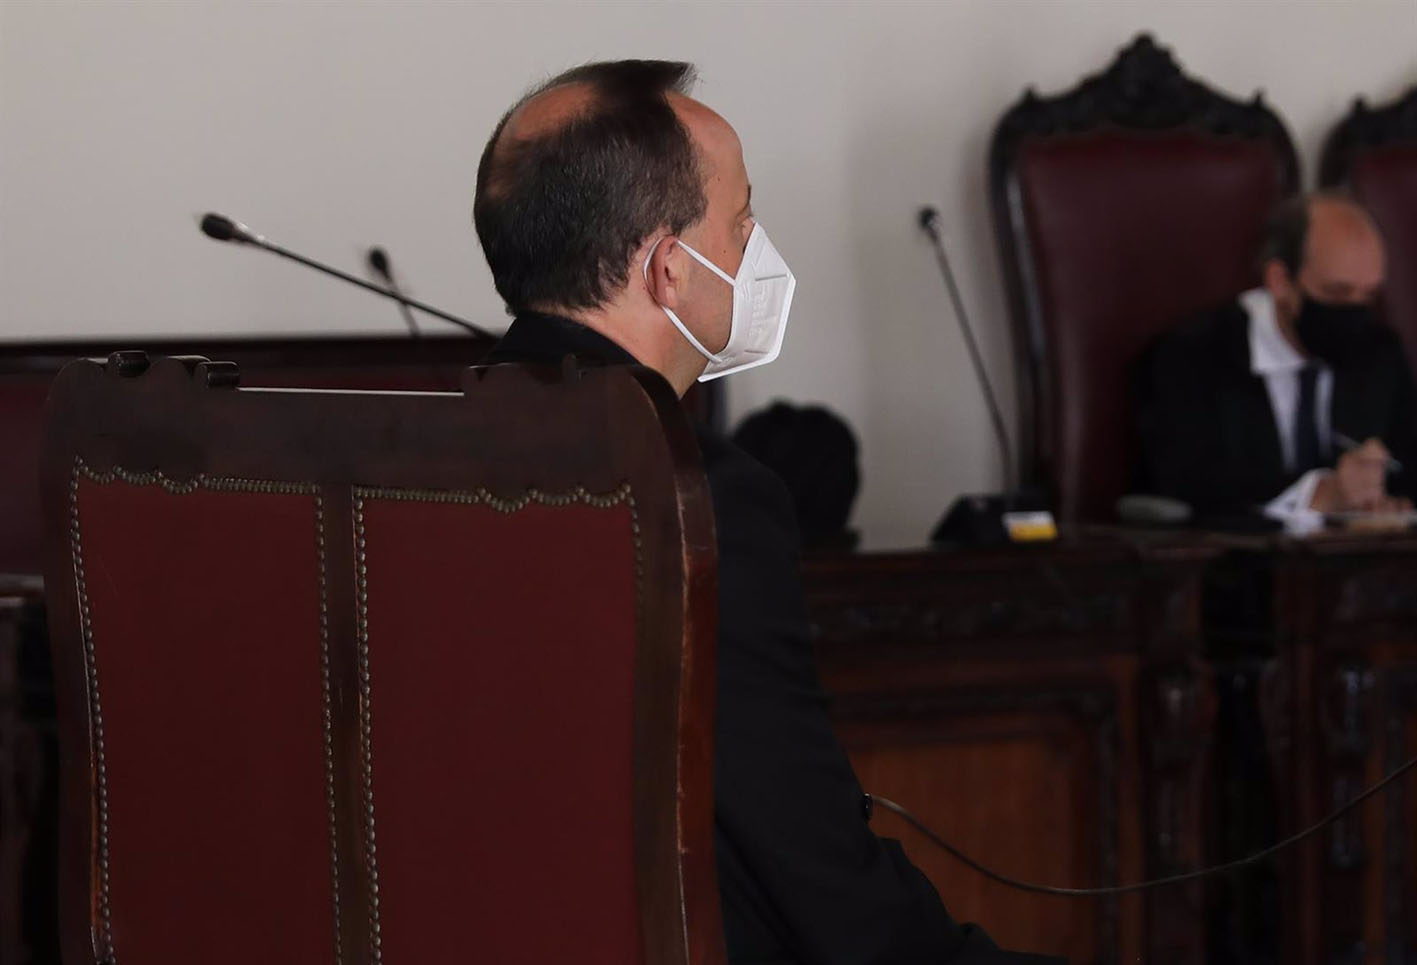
[
  {"xmin": 642, "ymin": 236, "xmax": 725, "ymax": 362},
  {"xmin": 677, "ymin": 238, "xmax": 739, "ymax": 286}
]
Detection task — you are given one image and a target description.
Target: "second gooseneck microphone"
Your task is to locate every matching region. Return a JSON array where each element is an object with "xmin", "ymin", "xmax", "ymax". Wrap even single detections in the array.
[
  {"xmin": 367, "ymin": 247, "xmax": 421, "ymax": 338},
  {"xmin": 198, "ymin": 214, "xmax": 492, "ymax": 339},
  {"xmin": 918, "ymin": 206, "xmax": 1015, "ymax": 494}
]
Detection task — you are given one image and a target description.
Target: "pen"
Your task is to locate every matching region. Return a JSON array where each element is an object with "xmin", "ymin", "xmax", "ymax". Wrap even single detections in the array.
[{"xmin": 1334, "ymin": 432, "xmax": 1405, "ymax": 473}]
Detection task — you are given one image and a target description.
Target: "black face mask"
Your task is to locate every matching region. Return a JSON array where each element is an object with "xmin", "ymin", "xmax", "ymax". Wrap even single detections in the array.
[{"xmin": 1292, "ymin": 296, "xmax": 1374, "ymax": 366}]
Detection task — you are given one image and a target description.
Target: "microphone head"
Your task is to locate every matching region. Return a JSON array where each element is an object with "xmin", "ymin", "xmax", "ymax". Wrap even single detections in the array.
[
  {"xmin": 199, "ymin": 213, "xmax": 253, "ymax": 244},
  {"xmin": 367, "ymin": 246, "xmax": 392, "ymax": 279},
  {"xmin": 917, "ymin": 206, "xmax": 943, "ymax": 236}
]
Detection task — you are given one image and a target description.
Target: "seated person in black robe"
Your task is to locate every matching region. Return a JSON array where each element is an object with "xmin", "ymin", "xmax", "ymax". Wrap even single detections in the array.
[
  {"xmin": 1137, "ymin": 192, "xmax": 1415, "ymax": 530},
  {"xmin": 473, "ymin": 58, "xmax": 1061, "ymax": 964}
]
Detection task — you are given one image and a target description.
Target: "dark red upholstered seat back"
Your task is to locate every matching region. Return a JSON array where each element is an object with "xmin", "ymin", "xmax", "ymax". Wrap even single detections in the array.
[
  {"xmin": 42, "ymin": 353, "xmax": 723, "ymax": 965},
  {"xmin": 1321, "ymin": 90, "xmax": 1417, "ymax": 373},
  {"xmin": 73, "ymin": 480, "xmax": 334, "ymax": 965},
  {"xmin": 1011, "ymin": 133, "xmax": 1286, "ymax": 519},
  {"xmin": 992, "ymin": 35, "xmax": 1298, "ymax": 520},
  {"xmin": 357, "ymin": 494, "xmax": 641, "ymax": 964}
]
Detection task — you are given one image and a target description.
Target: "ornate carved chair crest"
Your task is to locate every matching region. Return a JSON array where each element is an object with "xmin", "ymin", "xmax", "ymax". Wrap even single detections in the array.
[{"xmin": 991, "ymin": 33, "xmax": 1299, "ymax": 520}]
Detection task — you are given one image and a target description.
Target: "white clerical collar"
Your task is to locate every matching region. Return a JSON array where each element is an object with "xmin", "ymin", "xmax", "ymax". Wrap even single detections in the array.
[{"xmin": 1241, "ymin": 287, "xmax": 1309, "ymax": 376}]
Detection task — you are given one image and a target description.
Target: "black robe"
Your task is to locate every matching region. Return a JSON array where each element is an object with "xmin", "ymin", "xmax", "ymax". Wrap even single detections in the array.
[
  {"xmin": 1136, "ymin": 299, "xmax": 1417, "ymax": 519},
  {"xmin": 489, "ymin": 312, "xmax": 1062, "ymax": 965}
]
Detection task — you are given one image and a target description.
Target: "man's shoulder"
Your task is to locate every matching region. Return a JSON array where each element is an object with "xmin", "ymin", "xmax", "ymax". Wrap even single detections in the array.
[
  {"xmin": 1145, "ymin": 297, "xmax": 1250, "ymax": 376},
  {"xmin": 693, "ymin": 424, "xmax": 790, "ymax": 501},
  {"xmin": 1166, "ymin": 298, "xmax": 1250, "ymax": 349},
  {"xmin": 692, "ymin": 424, "xmax": 796, "ymax": 544}
]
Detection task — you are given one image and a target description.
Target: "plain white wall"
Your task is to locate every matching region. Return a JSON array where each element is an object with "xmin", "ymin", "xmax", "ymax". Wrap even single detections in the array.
[{"xmin": 3, "ymin": 0, "xmax": 1416, "ymax": 548}]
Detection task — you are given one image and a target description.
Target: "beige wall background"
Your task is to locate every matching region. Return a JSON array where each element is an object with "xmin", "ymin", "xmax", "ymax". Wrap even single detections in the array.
[{"xmin": 3, "ymin": 0, "xmax": 1415, "ymax": 547}]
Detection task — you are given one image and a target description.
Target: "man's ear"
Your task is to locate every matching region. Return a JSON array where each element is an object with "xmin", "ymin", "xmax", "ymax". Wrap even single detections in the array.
[
  {"xmin": 1261, "ymin": 257, "xmax": 1291, "ymax": 295},
  {"xmin": 1263, "ymin": 257, "xmax": 1302, "ymax": 322},
  {"xmin": 644, "ymin": 235, "xmax": 686, "ymax": 310}
]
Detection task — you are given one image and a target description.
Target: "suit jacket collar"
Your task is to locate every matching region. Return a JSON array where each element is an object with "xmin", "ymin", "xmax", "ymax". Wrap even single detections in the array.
[
  {"xmin": 1234, "ymin": 292, "xmax": 1368, "ymax": 449},
  {"xmin": 1215, "ymin": 298, "xmax": 1289, "ymax": 482},
  {"xmin": 486, "ymin": 311, "xmax": 640, "ymax": 368},
  {"xmin": 1241, "ymin": 287, "xmax": 1311, "ymax": 376}
]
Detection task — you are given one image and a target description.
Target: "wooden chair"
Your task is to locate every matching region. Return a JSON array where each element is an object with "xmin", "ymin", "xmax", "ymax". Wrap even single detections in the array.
[
  {"xmin": 40, "ymin": 352, "xmax": 723, "ymax": 965},
  {"xmin": 991, "ymin": 33, "xmax": 1299, "ymax": 521},
  {"xmin": 1320, "ymin": 86, "xmax": 1417, "ymax": 373}
]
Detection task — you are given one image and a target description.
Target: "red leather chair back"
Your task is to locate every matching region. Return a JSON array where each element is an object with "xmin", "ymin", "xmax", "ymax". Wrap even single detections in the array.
[
  {"xmin": 41, "ymin": 353, "xmax": 723, "ymax": 965},
  {"xmin": 1321, "ymin": 88, "xmax": 1417, "ymax": 373},
  {"xmin": 72, "ymin": 477, "xmax": 335, "ymax": 963},
  {"xmin": 992, "ymin": 35, "xmax": 1298, "ymax": 520}
]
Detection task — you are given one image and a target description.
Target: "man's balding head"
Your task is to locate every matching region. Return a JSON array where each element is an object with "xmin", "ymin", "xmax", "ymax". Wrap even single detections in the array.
[
  {"xmin": 495, "ymin": 83, "xmax": 598, "ymax": 151},
  {"xmin": 474, "ymin": 60, "xmax": 706, "ymax": 315},
  {"xmin": 1261, "ymin": 191, "xmax": 1387, "ymax": 325}
]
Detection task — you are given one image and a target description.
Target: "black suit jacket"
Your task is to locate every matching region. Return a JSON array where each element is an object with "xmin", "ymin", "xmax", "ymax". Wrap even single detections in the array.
[
  {"xmin": 1136, "ymin": 298, "xmax": 1417, "ymax": 519},
  {"xmin": 489, "ymin": 313, "xmax": 1061, "ymax": 964}
]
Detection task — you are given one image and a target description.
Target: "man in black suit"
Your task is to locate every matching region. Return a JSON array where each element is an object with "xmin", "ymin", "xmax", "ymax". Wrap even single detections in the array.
[
  {"xmin": 1138, "ymin": 192, "xmax": 1415, "ymax": 529},
  {"xmin": 473, "ymin": 60, "xmax": 1059, "ymax": 964}
]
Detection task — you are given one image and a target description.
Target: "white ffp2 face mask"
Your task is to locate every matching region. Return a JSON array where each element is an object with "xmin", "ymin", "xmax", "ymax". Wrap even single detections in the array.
[{"xmin": 643, "ymin": 222, "xmax": 796, "ymax": 381}]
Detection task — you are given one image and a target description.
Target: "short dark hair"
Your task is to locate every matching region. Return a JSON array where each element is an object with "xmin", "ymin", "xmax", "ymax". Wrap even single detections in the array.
[
  {"xmin": 1258, "ymin": 189, "xmax": 1359, "ymax": 276},
  {"xmin": 474, "ymin": 60, "xmax": 706, "ymax": 315}
]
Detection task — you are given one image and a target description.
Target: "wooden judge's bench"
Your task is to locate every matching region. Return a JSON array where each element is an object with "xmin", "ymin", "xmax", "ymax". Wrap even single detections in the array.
[
  {"xmin": 806, "ymin": 533, "xmax": 1417, "ymax": 965},
  {"xmin": 2, "ymin": 339, "xmax": 1417, "ymax": 965},
  {"xmin": 806, "ymin": 535, "xmax": 1217, "ymax": 965}
]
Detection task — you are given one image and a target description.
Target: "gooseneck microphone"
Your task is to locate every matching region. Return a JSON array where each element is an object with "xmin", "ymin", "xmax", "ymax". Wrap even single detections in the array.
[
  {"xmin": 198, "ymin": 213, "xmax": 492, "ymax": 338},
  {"xmin": 918, "ymin": 206, "xmax": 1015, "ymax": 493},
  {"xmin": 367, "ymin": 246, "xmax": 421, "ymax": 338}
]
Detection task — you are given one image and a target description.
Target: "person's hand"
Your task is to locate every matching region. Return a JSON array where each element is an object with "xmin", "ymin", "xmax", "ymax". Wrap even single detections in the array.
[{"xmin": 1309, "ymin": 438, "xmax": 1407, "ymax": 513}]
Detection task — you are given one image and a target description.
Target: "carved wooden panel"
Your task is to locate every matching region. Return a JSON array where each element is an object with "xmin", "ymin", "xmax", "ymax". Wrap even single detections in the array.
[
  {"xmin": 1380, "ymin": 667, "xmax": 1417, "ymax": 965},
  {"xmin": 805, "ymin": 537, "xmax": 1215, "ymax": 965},
  {"xmin": 827, "ymin": 667, "xmax": 1133, "ymax": 965},
  {"xmin": 1270, "ymin": 537, "xmax": 1417, "ymax": 965}
]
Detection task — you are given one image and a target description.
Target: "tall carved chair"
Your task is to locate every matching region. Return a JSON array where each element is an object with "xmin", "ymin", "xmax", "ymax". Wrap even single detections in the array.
[
  {"xmin": 991, "ymin": 34, "xmax": 1299, "ymax": 521},
  {"xmin": 40, "ymin": 353, "xmax": 723, "ymax": 965},
  {"xmin": 1321, "ymin": 86, "xmax": 1417, "ymax": 373}
]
